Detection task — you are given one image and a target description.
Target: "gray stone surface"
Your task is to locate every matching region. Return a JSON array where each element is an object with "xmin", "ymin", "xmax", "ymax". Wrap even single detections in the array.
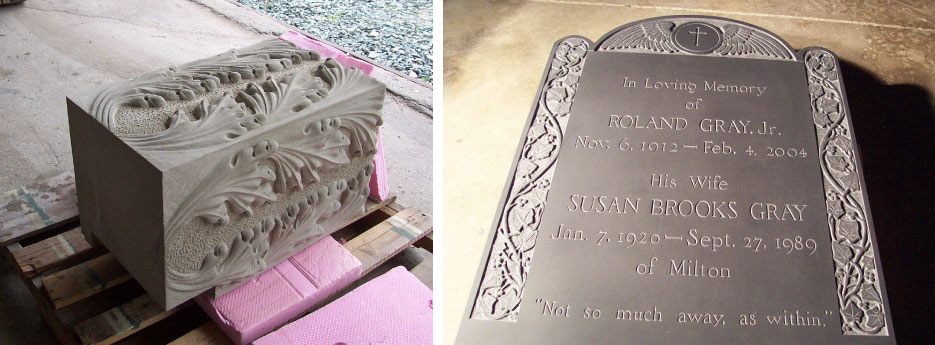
[
  {"xmin": 0, "ymin": 0, "xmax": 431, "ymax": 342},
  {"xmin": 70, "ymin": 38, "xmax": 385, "ymax": 309}
]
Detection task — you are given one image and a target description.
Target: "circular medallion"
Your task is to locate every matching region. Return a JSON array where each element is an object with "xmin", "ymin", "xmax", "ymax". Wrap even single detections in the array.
[{"xmin": 672, "ymin": 22, "xmax": 722, "ymax": 54}]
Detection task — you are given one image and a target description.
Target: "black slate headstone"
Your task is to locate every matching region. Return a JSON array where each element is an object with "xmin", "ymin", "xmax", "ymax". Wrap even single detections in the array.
[{"xmin": 458, "ymin": 16, "xmax": 895, "ymax": 344}]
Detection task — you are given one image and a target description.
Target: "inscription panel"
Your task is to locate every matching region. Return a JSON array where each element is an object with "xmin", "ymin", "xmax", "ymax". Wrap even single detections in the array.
[{"xmin": 459, "ymin": 17, "xmax": 894, "ymax": 344}]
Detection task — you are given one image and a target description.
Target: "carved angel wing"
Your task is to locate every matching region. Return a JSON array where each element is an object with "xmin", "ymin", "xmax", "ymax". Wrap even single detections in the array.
[
  {"xmin": 715, "ymin": 24, "xmax": 793, "ymax": 59},
  {"xmin": 599, "ymin": 21, "xmax": 677, "ymax": 52}
]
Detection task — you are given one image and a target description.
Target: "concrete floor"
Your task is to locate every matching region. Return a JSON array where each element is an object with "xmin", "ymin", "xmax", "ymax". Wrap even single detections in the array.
[
  {"xmin": 0, "ymin": 0, "xmax": 431, "ymax": 343},
  {"xmin": 444, "ymin": 1, "xmax": 935, "ymax": 344}
]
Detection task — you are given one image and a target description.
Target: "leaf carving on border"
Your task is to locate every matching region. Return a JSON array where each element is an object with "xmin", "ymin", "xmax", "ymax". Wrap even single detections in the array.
[
  {"xmin": 806, "ymin": 49, "xmax": 888, "ymax": 336},
  {"xmin": 471, "ymin": 37, "xmax": 589, "ymax": 322}
]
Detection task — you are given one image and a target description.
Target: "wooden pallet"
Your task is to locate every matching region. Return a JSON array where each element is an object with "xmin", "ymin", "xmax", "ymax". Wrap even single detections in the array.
[{"xmin": 0, "ymin": 171, "xmax": 433, "ymax": 345}]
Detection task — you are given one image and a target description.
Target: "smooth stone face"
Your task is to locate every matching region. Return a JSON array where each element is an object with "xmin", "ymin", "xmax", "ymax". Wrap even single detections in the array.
[
  {"xmin": 68, "ymin": 38, "xmax": 385, "ymax": 310},
  {"xmin": 458, "ymin": 16, "xmax": 895, "ymax": 344}
]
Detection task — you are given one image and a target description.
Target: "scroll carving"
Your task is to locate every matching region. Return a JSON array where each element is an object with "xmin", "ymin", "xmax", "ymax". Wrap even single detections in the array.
[
  {"xmin": 597, "ymin": 17, "xmax": 795, "ymax": 60},
  {"xmin": 805, "ymin": 49, "xmax": 888, "ymax": 336},
  {"xmin": 470, "ymin": 37, "xmax": 589, "ymax": 321}
]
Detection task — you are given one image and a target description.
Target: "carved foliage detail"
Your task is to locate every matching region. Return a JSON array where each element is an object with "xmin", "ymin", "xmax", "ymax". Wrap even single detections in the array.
[
  {"xmin": 164, "ymin": 113, "xmax": 358, "ymax": 235},
  {"xmin": 166, "ymin": 166, "xmax": 372, "ymax": 294},
  {"xmin": 805, "ymin": 49, "xmax": 887, "ymax": 336},
  {"xmin": 149, "ymin": 60, "xmax": 381, "ymax": 234},
  {"xmin": 162, "ymin": 112, "xmax": 374, "ymax": 296},
  {"xmin": 119, "ymin": 59, "xmax": 381, "ymax": 168},
  {"xmin": 598, "ymin": 18, "xmax": 794, "ymax": 60},
  {"xmin": 471, "ymin": 38, "xmax": 589, "ymax": 322},
  {"xmin": 90, "ymin": 38, "xmax": 319, "ymax": 131}
]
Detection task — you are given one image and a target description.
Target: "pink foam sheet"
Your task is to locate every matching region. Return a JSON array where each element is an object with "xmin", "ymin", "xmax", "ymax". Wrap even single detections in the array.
[
  {"xmin": 254, "ymin": 266, "xmax": 433, "ymax": 345},
  {"xmin": 196, "ymin": 236, "xmax": 362, "ymax": 345},
  {"xmin": 279, "ymin": 30, "xmax": 374, "ymax": 75},
  {"xmin": 369, "ymin": 130, "xmax": 390, "ymax": 200},
  {"xmin": 279, "ymin": 31, "xmax": 390, "ymax": 201}
]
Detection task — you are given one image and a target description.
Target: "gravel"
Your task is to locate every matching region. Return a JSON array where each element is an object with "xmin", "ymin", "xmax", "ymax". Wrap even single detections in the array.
[{"xmin": 239, "ymin": 0, "xmax": 433, "ymax": 83}]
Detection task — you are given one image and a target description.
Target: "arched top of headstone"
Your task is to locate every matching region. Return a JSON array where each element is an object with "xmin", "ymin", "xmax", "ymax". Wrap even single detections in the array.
[{"xmin": 595, "ymin": 16, "xmax": 797, "ymax": 61}]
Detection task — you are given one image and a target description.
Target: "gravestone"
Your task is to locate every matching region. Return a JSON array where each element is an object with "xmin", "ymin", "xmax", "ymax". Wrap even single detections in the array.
[
  {"xmin": 67, "ymin": 38, "xmax": 384, "ymax": 309},
  {"xmin": 458, "ymin": 16, "xmax": 895, "ymax": 344}
]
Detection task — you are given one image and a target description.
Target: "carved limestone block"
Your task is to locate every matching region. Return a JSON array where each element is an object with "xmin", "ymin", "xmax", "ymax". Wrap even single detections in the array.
[{"xmin": 66, "ymin": 38, "xmax": 384, "ymax": 310}]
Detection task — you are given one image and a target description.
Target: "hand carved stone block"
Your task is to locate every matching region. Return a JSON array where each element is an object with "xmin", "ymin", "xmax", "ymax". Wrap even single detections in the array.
[{"xmin": 66, "ymin": 38, "xmax": 384, "ymax": 309}]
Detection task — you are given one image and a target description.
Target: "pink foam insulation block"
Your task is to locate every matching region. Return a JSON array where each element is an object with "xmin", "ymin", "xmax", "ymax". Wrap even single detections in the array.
[
  {"xmin": 254, "ymin": 266, "xmax": 433, "ymax": 345},
  {"xmin": 369, "ymin": 130, "xmax": 390, "ymax": 200},
  {"xmin": 279, "ymin": 30, "xmax": 374, "ymax": 75},
  {"xmin": 196, "ymin": 236, "xmax": 362, "ymax": 345},
  {"xmin": 280, "ymin": 31, "xmax": 390, "ymax": 201}
]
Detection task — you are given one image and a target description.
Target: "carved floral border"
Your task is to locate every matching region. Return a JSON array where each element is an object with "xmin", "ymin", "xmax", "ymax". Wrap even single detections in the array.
[
  {"xmin": 470, "ymin": 37, "xmax": 589, "ymax": 321},
  {"xmin": 805, "ymin": 49, "xmax": 888, "ymax": 336},
  {"xmin": 470, "ymin": 21, "xmax": 887, "ymax": 333}
]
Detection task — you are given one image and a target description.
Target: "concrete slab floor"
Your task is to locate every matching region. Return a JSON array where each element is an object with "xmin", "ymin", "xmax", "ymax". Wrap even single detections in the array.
[
  {"xmin": 0, "ymin": 0, "xmax": 431, "ymax": 343},
  {"xmin": 444, "ymin": 1, "xmax": 935, "ymax": 343}
]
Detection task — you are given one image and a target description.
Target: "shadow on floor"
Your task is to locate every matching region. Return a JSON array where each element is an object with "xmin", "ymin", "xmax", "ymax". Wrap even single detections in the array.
[
  {"xmin": 840, "ymin": 59, "xmax": 935, "ymax": 342},
  {"xmin": 0, "ymin": 254, "xmax": 57, "ymax": 345}
]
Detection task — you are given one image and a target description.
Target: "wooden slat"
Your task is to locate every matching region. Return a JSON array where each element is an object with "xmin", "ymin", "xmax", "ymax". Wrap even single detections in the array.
[
  {"xmin": 0, "ymin": 171, "xmax": 79, "ymax": 245},
  {"xmin": 168, "ymin": 322, "xmax": 232, "ymax": 345},
  {"xmin": 73, "ymin": 295, "xmax": 190, "ymax": 345},
  {"xmin": 31, "ymin": 275, "xmax": 80, "ymax": 345},
  {"xmin": 41, "ymin": 195, "xmax": 398, "ymax": 310},
  {"xmin": 346, "ymin": 208, "xmax": 432, "ymax": 274},
  {"xmin": 11, "ymin": 227, "xmax": 98, "ymax": 277},
  {"xmin": 42, "ymin": 253, "xmax": 131, "ymax": 309},
  {"xmin": 358, "ymin": 194, "xmax": 397, "ymax": 224},
  {"xmin": 381, "ymin": 201, "xmax": 405, "ymax": 216}
]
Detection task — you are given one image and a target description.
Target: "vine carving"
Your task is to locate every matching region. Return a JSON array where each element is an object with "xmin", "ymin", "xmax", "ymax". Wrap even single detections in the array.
[
  {"xmin": 805, "ymin": 49, "xmax": 887, "ymax": 336},
  {"xmin": 470, "ymin": 37, "xmax": 589, "ymax": 321}
]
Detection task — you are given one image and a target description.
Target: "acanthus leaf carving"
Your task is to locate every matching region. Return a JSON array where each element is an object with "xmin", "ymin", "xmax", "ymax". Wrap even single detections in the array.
[
  {"xmin": 90, "ymin": 38, "xmax": 319, "ymax": 131},
  {"xmin": 314, "ymin": 60, "xmax": 384, "ymax": 158},
  {"xmin": 166, "ymin": 165, "xmax": 372, "ymax": 296},
  {"xmin": 120, "ymin": 93, "xmax": 261, "ymax": 156},
  {"xmin": 137, "ymin": 58, "xmax": 382, "ymax": 241},
  {"xmin": 266, "ymin": 117, "xmax": 351, "ymax": 193},
  {"xmin": 235, "ymin": 71, "xmax": 330, "ymax": 120},
  {"xmin": 193, "ymin": 140, "xmax": 279, "ymax": 226}
]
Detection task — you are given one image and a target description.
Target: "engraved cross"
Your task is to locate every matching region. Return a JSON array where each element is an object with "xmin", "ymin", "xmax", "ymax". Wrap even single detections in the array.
[{"xmin": 689, "ymin": 27, "xmax": 706, "ymax": 46}]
